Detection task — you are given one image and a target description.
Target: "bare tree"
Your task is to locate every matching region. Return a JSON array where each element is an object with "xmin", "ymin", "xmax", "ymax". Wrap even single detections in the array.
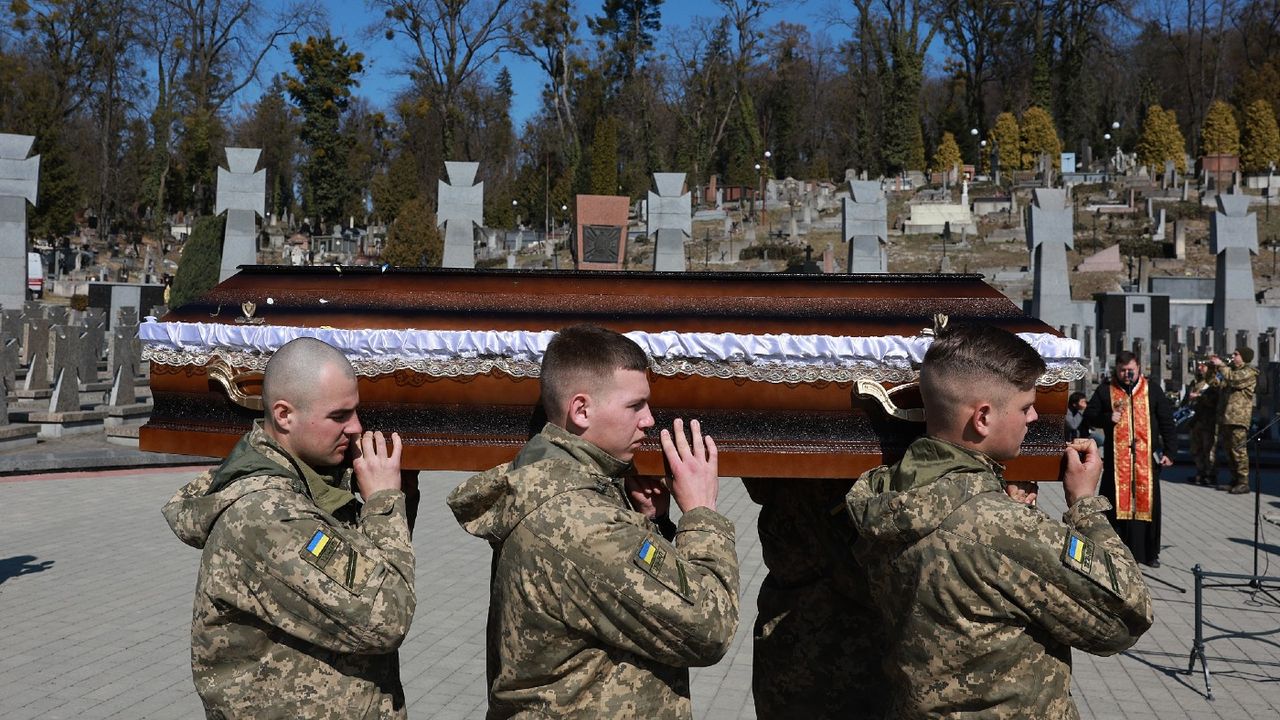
[{"xmin": 369, "ymin": 0, "xmax": 522, "ymax": 159}]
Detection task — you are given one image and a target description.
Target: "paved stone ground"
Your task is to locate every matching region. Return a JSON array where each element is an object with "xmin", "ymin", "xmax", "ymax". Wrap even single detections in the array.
[{"xmin": 1, "ymin": 461, "xmax": 1278, "ymax": 719}]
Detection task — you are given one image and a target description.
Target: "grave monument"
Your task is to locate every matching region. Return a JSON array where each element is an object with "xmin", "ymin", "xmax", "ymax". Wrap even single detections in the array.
[
  {"xmin": 647, "ymin": 173, "xmax": 691, "ymax": 272},
  {"xmin": 215, "ymin": 148, "xmax": 266, "ymax": 281},
  {"xmin": 0, "ymin": 133, "xmax": 39, "ymax": 310},
  {"xmin": 842, "ymin": 180, "xmax": 888, "ymax": 273},
  {"xmin": 1028, "ymin": 188, "xmax": 1076, "ymax": 328},
  {"xmin": 438, "ymin": 161, "xmax": 484, "ymax": 268},
  {"xmin": 1211, "ymin": 192, "xmax": 1259, "ymax": 334}
]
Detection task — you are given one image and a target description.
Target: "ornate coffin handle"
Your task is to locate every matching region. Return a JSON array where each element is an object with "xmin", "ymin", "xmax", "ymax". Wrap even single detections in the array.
[
  {"xmin": 208, "ymin": 358, "xmax": 265, "ymax": 411},
  {"xmin": 855, "ymin": 379, "xmax": 925, "ymax": 423}
]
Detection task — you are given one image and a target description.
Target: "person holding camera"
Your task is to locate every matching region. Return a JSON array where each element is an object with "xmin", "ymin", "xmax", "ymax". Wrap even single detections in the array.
[{"xmin": 1084, "ymin": 351, "xmax": 1177, "ymax": 568}]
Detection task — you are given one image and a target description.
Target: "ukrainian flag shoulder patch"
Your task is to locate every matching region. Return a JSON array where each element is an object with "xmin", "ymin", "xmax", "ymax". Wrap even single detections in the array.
[
  {"xmin": 307, "ymin": 530, "xmax": 330, "ymax": 557},
  {"xmin": 1062, "ymin": 532, "xmax": 1094, "ymax": 573},
  {"xmin": 635, "ymin": 538, "xmax": 665, "ymax": 573}
]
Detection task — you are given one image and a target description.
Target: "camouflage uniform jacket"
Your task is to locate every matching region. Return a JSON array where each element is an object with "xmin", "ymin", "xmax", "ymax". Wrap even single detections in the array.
[
  {"xmin": 1217, "ymin": 364, "xmax": 1258, "ymax": 427},
  {"xmin": 447, "ymin": 423, "xmax": 740, "ymax": 719},
  {"xmin": 163, "ymin": 422, "xmax": 416, "ymax": 719},
  {"xmin": 845, "ymin": 436, "xmax": 1153, "ymax": 719}
]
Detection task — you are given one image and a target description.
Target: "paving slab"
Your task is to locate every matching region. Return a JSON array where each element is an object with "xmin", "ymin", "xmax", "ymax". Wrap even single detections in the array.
[{"xmin": 0, "ymin": 460, "xmax": 1277, "ymax": 718}]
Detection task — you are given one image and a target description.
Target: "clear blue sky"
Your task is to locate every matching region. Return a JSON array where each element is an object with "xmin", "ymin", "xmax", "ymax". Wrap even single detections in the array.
[{"xmin": 255, "ymin": 1, "xmax": 852, "ymax": 125}]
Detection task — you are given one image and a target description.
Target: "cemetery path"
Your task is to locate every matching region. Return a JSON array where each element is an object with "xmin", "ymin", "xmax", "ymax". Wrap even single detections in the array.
[{"xmin": 0, "ymin": 461, "xmax": 1276, "ymax": 719}]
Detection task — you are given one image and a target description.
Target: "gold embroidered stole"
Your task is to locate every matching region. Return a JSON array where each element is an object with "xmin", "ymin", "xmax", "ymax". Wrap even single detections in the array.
[{"xmin": 1111, "ymin": 376, "xmax": 1154, "ymax": 521}]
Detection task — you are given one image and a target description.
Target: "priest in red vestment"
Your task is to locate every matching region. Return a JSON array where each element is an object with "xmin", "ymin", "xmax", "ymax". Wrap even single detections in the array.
[{"xmin": 1084, "ymin": 351, "xmax": 1178, "ymax": 567}]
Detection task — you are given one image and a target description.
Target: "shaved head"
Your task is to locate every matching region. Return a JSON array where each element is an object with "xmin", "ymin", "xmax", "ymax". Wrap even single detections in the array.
[{"xmin": 263, "ymin": 337, "xmax": 356, "ymax": 413}]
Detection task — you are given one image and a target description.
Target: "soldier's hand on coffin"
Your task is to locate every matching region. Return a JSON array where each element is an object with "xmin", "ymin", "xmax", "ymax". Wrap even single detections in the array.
[
  {"xmin": 1061, "ymin": 438, "xmax": 1102, "ymax": 507},
  {"xmin": 661, "ymin": 418, "xmax": 719, "ymax": 513},
  {"xmin": 352, "ymin": 430, "xmax": 403, "ymax": 498},
  {"xmin": 625, "ymin": 475, "xmax": 671, "ymax": 519}
]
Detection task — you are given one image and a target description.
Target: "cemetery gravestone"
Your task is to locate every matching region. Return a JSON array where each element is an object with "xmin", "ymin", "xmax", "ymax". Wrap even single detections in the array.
[
  {"xmin": 18, "ymin": 316, "xmax": 49, "ymax": 395},
  {"xmin": 1211, "ymin": 192, "xmax": 1260, "ymax": 334},
  {"xmin": 647, "ymin": 173, "xmax": 692, "ymax": 272},
  {"xmin": 438, "ymin": 161, "xmax": 484, "ymax": 269},
  {"xmin": 1028, "ymin": 188, "xmax": 1075, "ymax": 328},
  {"xmin": 842, "ymin": 180, "xmax": 889, "ymax": 273},
  {"xmin": 574, "ymin": 195, "xmax": 630, "ymax": 271},
  {"xmin": 215, "ymin": 148, "xmax": 266, "ymax": 282},
  {"xmin": 0, "ymin": 134, "xmax": 39, "ymax": 312}
]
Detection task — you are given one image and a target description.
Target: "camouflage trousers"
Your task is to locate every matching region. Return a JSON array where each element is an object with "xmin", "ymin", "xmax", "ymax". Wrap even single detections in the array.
[
  {"xmin": 1220, "ymin": 424, "xmax": 1249, "ymax": 485},
  {"xmin": 752, "ymin": 575, "xmax": 887, "ymax": 720},
  {"xmin": 1189, "ymin": 422, "xmax": 1218, "ymax": 478}
]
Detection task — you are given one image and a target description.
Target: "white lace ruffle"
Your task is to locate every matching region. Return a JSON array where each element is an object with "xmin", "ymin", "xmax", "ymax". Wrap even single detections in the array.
[{"xmin": 139, "ymin": 321, "xmax": 1086, "ymax": 386}]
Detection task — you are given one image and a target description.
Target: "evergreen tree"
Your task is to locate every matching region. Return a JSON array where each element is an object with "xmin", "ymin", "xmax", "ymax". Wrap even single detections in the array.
[
  {"xmin": 992, "ymin": 112, "xmax": 1020, "ymax": 171},
  {"xmin": 932, "ymin": 131, "xmax": 963, "ymax": 176},
  {"xmin": 589, "ymin": 116, "xmax": 619, "ymax": 195},
  {"xmin": 1019, "ymin": 106, "xmax": 1061, "ymax": 170},
  {"xmin": 371, "ymin": 148, "xmax": 420, "ymax": 224},
  {"xmin": 588, "ymin": 0, "xmax": 663, "ymax": 84},
  {"xmin": 1240, "ymin": 99, "xmax": 1280, "ymax": 172},
  {"xmin": 285, "ymin": 34, "xmax": 365, "ymax": 230},
  {"xmin": 169, "ymin": 215, "xmax": 225, "ymax": 309},
  {"xmin": 1200, "ymin": 99, "xmax": 1240, "ymax": 157},
  {"xmin": 1136, "ymin": 105, "xmax": 1188, "ymax": 173},
  {"xmin": 1163, "ymin": 108, "xmax": 1189, "ymax": 173},
  {"xmin": 381, "ymin": 197, "xmax": 441, "ymax": 267}
]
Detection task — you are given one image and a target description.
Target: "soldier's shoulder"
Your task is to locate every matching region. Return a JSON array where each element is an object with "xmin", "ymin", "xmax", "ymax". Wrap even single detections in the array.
[{"xmin": 944, "ymin": 489, "xmax": 1056, "ymax": 545}]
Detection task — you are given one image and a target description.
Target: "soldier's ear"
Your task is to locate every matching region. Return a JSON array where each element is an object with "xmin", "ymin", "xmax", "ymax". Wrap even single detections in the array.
[
  {"xmin": 566, "ymin": 392, "xmax": 592, "ymax": 431},
  {"xmin": 271, "ymin": 399, "xmax": 295, "ymax": 432},
  {"xmin": 971, "ymin": 401, "xmax": 993, "ymax": 439}
]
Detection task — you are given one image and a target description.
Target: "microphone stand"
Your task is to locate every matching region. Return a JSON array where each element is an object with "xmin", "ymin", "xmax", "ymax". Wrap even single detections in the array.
[
  {"xmin": 1240, "ymin": 413, "xmax": 1280, "ymax": 588},
  {"xmin": 1186, "ymin": 412, "xmax": 1280, "ymax": 700}
]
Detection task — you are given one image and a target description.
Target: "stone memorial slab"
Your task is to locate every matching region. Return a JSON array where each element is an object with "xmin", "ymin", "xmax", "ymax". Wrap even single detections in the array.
[
  {"xmin": 574, "ymin": 195, "xmax": 630, "ymax": 271},
  {"xmin": 0, "ymin": 134, "xmax": 39, "ymax": 311},
  {"xmin": 842, "ymin": 180, "xmax": 888, "ymax": 273},
  {"xmin": 1211, "ymin": 191, "xmax": 1259, "ymax": 334},
  {"xmin": 438, "ymin": 161, "xmax": 484, "ymax": 268},
  {"xmin": 647, "ymin": 173, "xmax": 692, "ymax": 272},
  {"xmin": 215, "ymin": 148, "xmax": 266, "ymax": 281},
  {"xmin": 1028, "ymin": 188, "xmax": 1075, "ymax": 328}
]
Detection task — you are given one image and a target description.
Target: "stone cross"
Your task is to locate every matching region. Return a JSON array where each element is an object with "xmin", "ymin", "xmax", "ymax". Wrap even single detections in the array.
[
  {"xmin": 1, "ymin": 337, "xmax": 15, "ymax": 400},
  {"xmin": 20, "ymin": 316, "xmax": 49, "ymax": 391},
  {"xmin": 0, "ymin": 134, "xmax": 40, "ymax": 311},
  {"xmin": 1027, "ymin": 188, "xmax": 1074, "ymax": 328},
  {"xmin": 647, "ymin": 173, "xmax": 692, "ymax": 272},
  {"xmin": 49, "ymin": 326, "xmax": 81, "ymax": 390},
  {"xmin": 842, "ymin": 181, "xmax": 888, "ymax": 273},
  {"xmin": 47, "ymin": 364, "xmax": 81, "ymax": 414},
  {"xmin": 108, "ymin": 360, "xmax": 135, "ymax": 407},
  {"xmin": 1210, "ymin": 192, "xmax": 1259, "ymax": 334},
  {"xmin": 215, "ymin": 148, "xmax": 266, "ymax": 282},
  {"xmin": 2, "ymin": 308, "xmax": 22, "ymax": 359},
  {"xmin": 438, "ymin": 161, "xmax": 484, "ymax": 269}
]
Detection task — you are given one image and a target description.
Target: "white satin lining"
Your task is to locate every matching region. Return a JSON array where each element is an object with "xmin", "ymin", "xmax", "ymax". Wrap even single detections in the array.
[{"xmin": 138, "ymin": 320, "xmax": 1082, "ymax": 367}]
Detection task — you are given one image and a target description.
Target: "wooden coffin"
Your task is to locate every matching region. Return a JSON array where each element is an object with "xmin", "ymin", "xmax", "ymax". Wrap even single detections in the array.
[{"xmin": 139, "ymin": 267, "xmax": 1085, "ymax": 480}]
